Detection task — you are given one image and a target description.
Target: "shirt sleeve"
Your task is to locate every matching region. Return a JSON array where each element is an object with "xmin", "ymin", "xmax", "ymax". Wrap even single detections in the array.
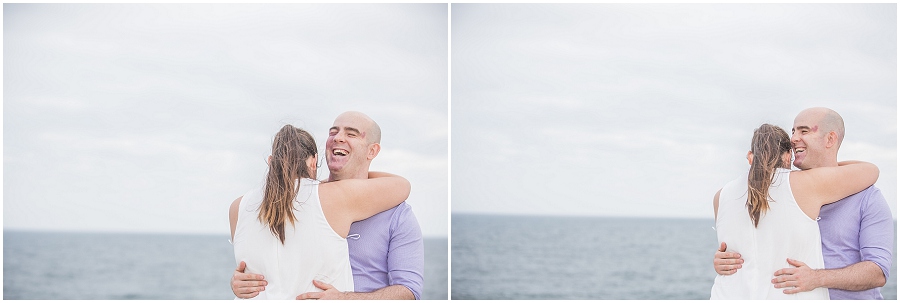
[
  {"xmin": 386, "ymin": 203, "xmax": 425, "ymax": 300},
  {"xmin": 859, "ymin": 187, "xmax": 894, "ymax": 280}
]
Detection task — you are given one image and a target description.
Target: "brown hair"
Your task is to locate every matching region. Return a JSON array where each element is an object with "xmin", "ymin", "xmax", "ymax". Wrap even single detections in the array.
[
  {"xmin": 747, "ymin": 124, "xmax": 792, "ymax": 227},
  {"xmin": 259, "ymin": 125, "xmax": 318, "ymax": 244}
]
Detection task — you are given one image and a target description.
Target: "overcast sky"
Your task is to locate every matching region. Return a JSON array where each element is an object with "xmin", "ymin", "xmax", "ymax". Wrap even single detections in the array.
[
  {"xmin": 452, "ymin": 4, "xmax": 897, "ymax": 220},
  {"xmin": 4, "ymin": 4, "xmax": 449, "ymax": 237}
]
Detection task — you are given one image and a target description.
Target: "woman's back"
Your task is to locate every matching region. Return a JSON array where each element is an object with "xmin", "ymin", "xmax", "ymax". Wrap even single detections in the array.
[
  {"xmin": 232, "ymin": 178, "xmax": 354, "ymax": 299},
  {"xmin": 711, "ymin": 168, "xmax": 829, "ymax": 300}
]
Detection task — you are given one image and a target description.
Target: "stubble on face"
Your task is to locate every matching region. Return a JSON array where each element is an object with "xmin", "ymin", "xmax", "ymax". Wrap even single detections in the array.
[
  {"xmin": 325, "ymin": 111, "xmax": 377, "ymax": 181},
  {"xmin": 792, "ymin": 107, "xmax": 841, "ymax": 170}
]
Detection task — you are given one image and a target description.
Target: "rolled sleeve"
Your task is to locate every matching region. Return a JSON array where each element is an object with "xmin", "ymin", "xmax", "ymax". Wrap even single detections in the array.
[
  {"xmin": 859, "ymin": 187, "xmax": 894, "ymax": 280},
  {"xmin": 387, "ymin": 204, "xmax": 425, "ymax": 300}
]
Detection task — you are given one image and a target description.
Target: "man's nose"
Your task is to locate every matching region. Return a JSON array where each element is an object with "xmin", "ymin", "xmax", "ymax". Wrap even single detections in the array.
[{"xmin": 333, "ymin": 131, "xmax": 346, "ymax": 142}]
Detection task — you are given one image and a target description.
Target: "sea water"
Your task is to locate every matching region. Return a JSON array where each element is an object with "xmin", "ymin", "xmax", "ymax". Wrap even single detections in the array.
[
  {"xmin": 451, "ymin": 214, "xmax": 897, "ymax": 300},
  {"xmin": 3, "ymin": 230, "xmax": 448, "ymax": 299}
]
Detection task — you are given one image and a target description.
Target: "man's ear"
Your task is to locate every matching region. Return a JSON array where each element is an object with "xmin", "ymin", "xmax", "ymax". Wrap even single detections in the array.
[
  {"xmin": 825, "ymin": 131, "xmax": 838, "ymax": 148},
  {"xmin": 367, "ymin": 143, "xmax": 381, "ymax": 160},
  {"xmin": 267, "ymin": 155, "xmax": 272, "ymax": 165},
  {"xmin": 746, "ymin": 151, "xmax": 753, "ymax": 166}
]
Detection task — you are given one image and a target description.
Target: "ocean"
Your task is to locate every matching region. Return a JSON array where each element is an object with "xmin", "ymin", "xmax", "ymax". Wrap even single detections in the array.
[
  {"xmin": 451, "ymin": 214, "xmax": 897, "ymax": 300},
  {"xmin": 3, "ymin": 230, "xmax": 448, "ymax": 300}
]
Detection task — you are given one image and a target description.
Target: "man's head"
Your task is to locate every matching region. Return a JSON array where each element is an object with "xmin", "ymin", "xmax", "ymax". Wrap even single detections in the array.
[
  {"xmin": 791, "ymin": 107, "xmax": 844, "ymax": 170},
  {"xmin": 325, "ymin": 111, "xmax": 382, "ymax": 181}
]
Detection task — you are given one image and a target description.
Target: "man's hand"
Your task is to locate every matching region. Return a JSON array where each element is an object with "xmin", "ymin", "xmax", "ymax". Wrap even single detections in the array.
[
  {"xmin": 772, "ymin": 258, "xmax": 824, "ymax": 294},
  {"xmin": 232, "ymin": 261, "xmax": 267, "ymax": 299},
  {"xmin": 296, "ymin": 280, "xmax": 348, "ymax": 300},
  {"xmin": 714, "ymin": 242, "xmax": 744, "ymax": 275}
]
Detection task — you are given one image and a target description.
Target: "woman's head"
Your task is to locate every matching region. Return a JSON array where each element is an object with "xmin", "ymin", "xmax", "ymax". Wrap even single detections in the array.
[
  {"xmin": 268, "ymin": 125, "xmax": 318, "ymax": 179},
  {"xmin": 747, "ymin": 124, "xmax": 792, "ymax": 227},
  {"xmin": 259, "ymin": 124, "xmax": 318, "ymax": 244}
]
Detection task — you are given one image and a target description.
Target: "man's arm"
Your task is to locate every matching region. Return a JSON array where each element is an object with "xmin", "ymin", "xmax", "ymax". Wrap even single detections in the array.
[
  {"xmin": 713, "ymin": 242, "xmax": 743, "ymax": 275},
  {"xmin": 773, "ymin": 259, "xmax": 885, "ymax": 293},
  {"xmin": 232, "ymin": 261, "xmax": 267, "ymax": 299},
  {"xmin": 297, "ymin": 203, "xmax": 424, "ymax": 300},
  {"xmin": 382, "ymin": 204, "xmax": 425, "ymax": 299},
  {"xmin": 815, "ymin": 261, "xmax": 885, "ymax": 290},
  {"xmin": 296, "ymin": 281, "xmax": 413, "ymax": 300},
  {"xmin": 774, "ymin": 187, "xmax": 893, "ymax": 293}
]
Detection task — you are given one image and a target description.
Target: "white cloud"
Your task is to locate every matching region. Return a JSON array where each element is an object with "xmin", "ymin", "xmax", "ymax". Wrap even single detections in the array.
[
  {"xmin": 4, "ymin": 4, "xmax": 449, "ymax": 237},
  {"xmin": 452, "ymin": 4, "xmax": 896, "ymax": 220}
]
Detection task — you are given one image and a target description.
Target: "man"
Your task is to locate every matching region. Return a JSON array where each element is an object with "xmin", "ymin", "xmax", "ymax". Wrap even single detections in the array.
[
  {"xmin": 714, "ymin": 107, "xmax": 894, "ymax": 299},
  {"xmin": 231, "ymin": 111, "xmax": 425, "ymax": 300}
]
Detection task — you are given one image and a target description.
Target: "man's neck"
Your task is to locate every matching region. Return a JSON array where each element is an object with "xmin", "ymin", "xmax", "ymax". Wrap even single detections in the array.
[
  {"xmin": 802, "ymin": 156, "xmax": 839, "ymax": 170},
  {"xmin": 328, "ymin": 170, "xmax": 369, "ymax": 181}
]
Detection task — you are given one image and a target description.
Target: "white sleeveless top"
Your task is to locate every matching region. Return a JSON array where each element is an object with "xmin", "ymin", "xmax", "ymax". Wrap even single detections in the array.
[
  {"xmin": 232, "ymin": 178, "xmax": 354, "ymax": 299},
  {"xmin": 711, "ymin": 168, "xmax": 829, "ymax": 300}
]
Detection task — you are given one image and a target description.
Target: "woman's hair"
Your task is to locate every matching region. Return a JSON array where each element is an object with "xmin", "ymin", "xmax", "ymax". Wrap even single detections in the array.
[
  {"xmin": 259, "ymin": 124, "xmax": 318, "ymax": 244},
  {"xmin": 747, "ymin": 123, "xmax": 792, "ymax": 227}
]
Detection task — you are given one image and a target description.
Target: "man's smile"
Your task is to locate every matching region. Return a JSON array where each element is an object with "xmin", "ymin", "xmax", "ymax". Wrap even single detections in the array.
[{"xmin": 332, "ymin": 148, "xmax": 349, "ymax": 156}]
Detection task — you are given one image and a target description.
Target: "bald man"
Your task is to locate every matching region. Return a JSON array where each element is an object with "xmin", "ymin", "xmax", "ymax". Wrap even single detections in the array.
[{"xmin": 714, "ymin": 108, "xmax": 894, "ymax": 299}]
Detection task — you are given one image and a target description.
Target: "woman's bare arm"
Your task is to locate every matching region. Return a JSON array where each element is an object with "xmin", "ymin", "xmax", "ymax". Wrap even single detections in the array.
[
  {"xmin": 794, "ymin": 161, "xmax": 878, "ymax": 208},
  {"xmin": 229, "ymin": 196, "xmax": 242, "ymax": 241},
  {"xmin": 319, "ymin": 172, "xmax": 410, "ymax": 236}
]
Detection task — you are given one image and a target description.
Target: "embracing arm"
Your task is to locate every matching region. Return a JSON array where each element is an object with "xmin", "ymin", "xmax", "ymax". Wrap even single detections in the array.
[
  {"xmin": 712, "ymin": 189, "xmax": 744, "ymax": 275},
  {"xmin": 815, "ymin": 187, "xmax": 893, "ymax": 291},
  {"xmin": 229, "ymin": 196, "xmax": 269, "ymax": 298},
  {"xmin": 229, "ymin": 196, "xmax": 241, "ymax": 241},
  {"xmin": 773, "ymin": 187, "xmax": 893, "ymax": 294},
  {"xmin": 323, "ymin": 171, "xmax": 411, "ymax": 222},
  {"xmin": 297, "ymin": 205, "xmax": 424, "ymax": 300},
  {"xmin": 382, "ymin": 205, "xmax": 425, "ymax": 299},
  {"xmin": 297, "ymin": 282, "xmax": 415, "ymax": 300},
  {"xmin": 712, "ymin": 189, "xmax": 721, "ymax": 220},
  {"xmin": 296, "ymin": 282, "xmax": 414, "ymax": 300},
  {"xmin": 344, "ymin": 284, "xmax": 415, "ymax": 299},
  {"xmin": 773, "ymin": 259, "xmax": 885, "ymax": 293},
  {"xmin": 797, "ymin": 161, "xmax": 878, "ymax": 207},
  {"xmin": 817, "ymin": 261, "xmax": 885, "ymax": 291}
]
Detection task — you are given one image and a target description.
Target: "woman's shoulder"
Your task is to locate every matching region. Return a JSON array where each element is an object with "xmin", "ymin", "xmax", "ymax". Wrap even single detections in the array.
[{"xmin": 299, "ymin": 177, "xmax": 320, "ymax": 185}]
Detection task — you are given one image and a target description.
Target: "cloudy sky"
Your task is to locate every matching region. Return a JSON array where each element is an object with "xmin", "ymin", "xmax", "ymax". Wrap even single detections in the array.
[
  {"xmin": 451, "ymin": 4, "xmax": 897, "ymax": 220},
  {"xmin": 4, "ymin": 4, "xmax": 449, "ymax": 237}
]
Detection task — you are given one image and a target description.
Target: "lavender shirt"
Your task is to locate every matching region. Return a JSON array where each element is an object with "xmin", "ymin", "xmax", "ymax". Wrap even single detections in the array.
[
  {"xmin": 347, "ymin": 202, "xmax": 424, "ymax": 299},
  {"xmin": 818, "ymin": 186, "xmax": 894, "ymax": 300}
]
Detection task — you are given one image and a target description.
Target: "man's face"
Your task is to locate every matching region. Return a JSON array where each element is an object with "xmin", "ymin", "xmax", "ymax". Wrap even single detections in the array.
[
  {"xmin": 325, "ymin": 113, "xmax": 373, "ymax": 177},
  {"xmin": 791, "ymin": 111, "xmax": 828, "ymax": 170}
]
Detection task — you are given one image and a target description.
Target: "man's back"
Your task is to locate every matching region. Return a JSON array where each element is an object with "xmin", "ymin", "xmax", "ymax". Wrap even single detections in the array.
[
  {"xmin": 818, "ymin": 186, "xmax": 894, "ymax": 299},
  {"xmin": 348, "ymin": 201, "xmax": 425, "ymax": 299}
]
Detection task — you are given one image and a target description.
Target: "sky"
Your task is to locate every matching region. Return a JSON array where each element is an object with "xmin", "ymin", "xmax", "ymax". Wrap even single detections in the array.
[
  {"xmin": 451, "ymin": 4, "xmax": 897, "ymax": 220},
  {"xmin": 4, "ymin": 4, "xmax": 449, "ymax": 237}
]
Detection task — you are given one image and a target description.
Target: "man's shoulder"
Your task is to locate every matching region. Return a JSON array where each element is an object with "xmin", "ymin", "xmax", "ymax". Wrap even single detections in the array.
[
  {"xmin": 842, "ymin": 185, "xmax": 890, "ymax": 214},
  {"xmin": 847, "ymin": 185, "xmax": 884, "ymax": 203},
  {"xmin": 392, "ymin": 201, "xmax": 416, "ymax": 217},
  {"xmin": 389, "ymin": 202, "xmax": 421, "ymax": 228},
  {"xmin": 353, "ymin": 202, "xmax": 417, "ymax": 225}
]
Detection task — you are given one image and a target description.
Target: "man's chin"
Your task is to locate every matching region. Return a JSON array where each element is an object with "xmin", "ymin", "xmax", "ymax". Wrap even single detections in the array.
[
  {"xmin": 793, "ymin": 160, "xmax": 811, "ymax": 170},
  {"xmin": 327, "ymin": 164, "xmax": 345, "ymax": 176}
]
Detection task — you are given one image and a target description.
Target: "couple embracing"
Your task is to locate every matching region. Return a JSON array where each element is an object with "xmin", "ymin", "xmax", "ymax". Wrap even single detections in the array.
[
  {"xmin": 710, "ymin": 107, "xmax": 893, "ymax": 299},
  {"xmin": 229, "ymin": 111, "xmax": 423, "ymax": 300}
]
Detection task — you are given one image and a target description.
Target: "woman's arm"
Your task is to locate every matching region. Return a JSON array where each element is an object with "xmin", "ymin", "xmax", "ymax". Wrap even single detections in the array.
[
  {"xmin": 320, "ymin": 172, "xmax": 411, "ymax": 223},
  {"xmin": 795, "ymin": 161, "xmax": 878, "ymax": 207},
  {"xmin": 229, "ymin": 196, "xmax": 242, "ymax": 241},
  {"xmin": 713, "ymin": 189, "xmax": 721, "ymax": 221}
]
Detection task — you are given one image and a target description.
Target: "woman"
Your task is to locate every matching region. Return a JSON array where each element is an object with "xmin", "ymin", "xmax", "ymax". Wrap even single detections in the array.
[
  {"xmin": 710, "ymin": 124, "xmax": 877, "ymax": 299},
  {"xmin": 229, "ymin": 125, "xmax": 410, "ymax": 299}
]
